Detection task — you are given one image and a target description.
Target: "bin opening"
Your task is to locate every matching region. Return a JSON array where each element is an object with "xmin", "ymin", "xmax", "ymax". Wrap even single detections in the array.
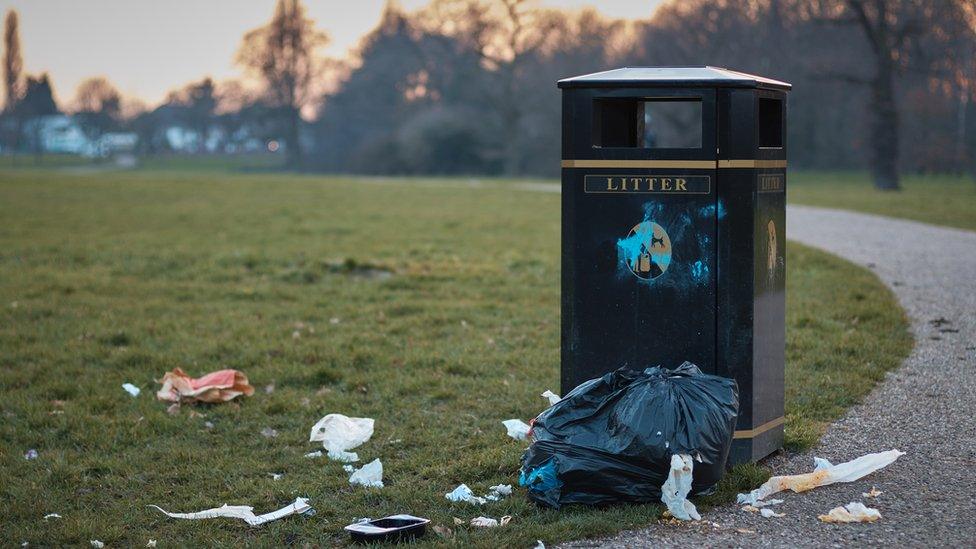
[
  {"xmin": 592, "ymin": 98, "xmax": 702, "ymax": 149},
  {"xmin": 758, "ymin": 98, "xmax": 783, "ymax": 148}
]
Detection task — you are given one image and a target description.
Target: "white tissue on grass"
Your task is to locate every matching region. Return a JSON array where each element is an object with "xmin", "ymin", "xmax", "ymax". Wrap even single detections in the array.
[
  {"xmin": 150, "ymin": 497, "xmax": 312, "ymax": 526},
  {"xmin": 343, "ymin": 464, "xmax": 355, "ymax": 473},
  {"xmin": 502, "ymin": 419, "xmax": 531, "ymax": 441},
  {"xmin": 309, "ymin": 414, "xmax": 374, "ymax": 461},
  {"xmin": 470, "ymin": 516, "xmax": 498, "ymax": 527},
  {"xmin": 760, "ymin": 508, "xmax": 785, "ymax": 518},
  {"xmin": 348, "ymin": 458, "xmax": 384, "ymax": 488},
  {"xmin": 737, "ymin": 450, "xmax": 904, "ymax": 506},
  {"xmin": 660, "ymin": 454, "xmax": 700, "ymax": 521},
  {"xmin": 304, "ymin": 450, "xmax": 323, "ymax": 458},
  {"xmin": 446, "ymin": 483, "xmax": 513, "ymax": 505},
  {"xmin": 541, "ymin": 390, "xmax": 561, "ymax": 406},
  {"xmin": 122, "ymin": 383, "xmax": 141, "ymax": 397},
  {"xmin": 485, "ymin": 484, "xmax": 513, "ymax": 501},
  {"xmin": 90, "ymin": 541, "xmax": 105, "ymax": 548},
  {"xmin": 43, "ymin": 513, "xmax": 61, "ymax": 520},
  {"xmin": 819, "ymin": 501, "xmax": 882, "ymax": 523}
]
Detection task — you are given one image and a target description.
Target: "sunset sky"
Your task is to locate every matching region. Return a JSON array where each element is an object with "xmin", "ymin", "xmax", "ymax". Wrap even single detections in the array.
[{"xmin": 1, "ymin": 0, "xmax": 663, "ymax": 107}]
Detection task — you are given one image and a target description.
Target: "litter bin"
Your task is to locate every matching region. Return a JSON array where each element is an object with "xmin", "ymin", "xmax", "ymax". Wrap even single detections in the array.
[{"xmin": 558, "ymin": 67, "xmax": 790, "ymax": 463}]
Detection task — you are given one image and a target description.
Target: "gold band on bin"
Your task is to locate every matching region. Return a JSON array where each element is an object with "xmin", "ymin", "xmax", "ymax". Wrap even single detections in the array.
[
  {"xmin": 561, "ymin": 159, "xmax": 787, "ymax": 169},
  {"xmin": 733, "ymin": 416, "xmax": 785, "ymax": 439}
]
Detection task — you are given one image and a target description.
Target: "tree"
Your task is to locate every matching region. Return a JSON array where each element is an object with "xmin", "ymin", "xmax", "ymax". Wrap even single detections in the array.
[
  {"xmin": 73, "ymin": 77, "xmax": 122, "ymax": 138},
  {"xmin": 18, "ymin": 73, "xmax": 57, "ymax": 117},
  {"xmin": 2, "ymin": 9, "xmax": 22, "ymax": 113},
  {"xmin": 237, "ymin": 0, "xmax": 328, "ymax": 168}
]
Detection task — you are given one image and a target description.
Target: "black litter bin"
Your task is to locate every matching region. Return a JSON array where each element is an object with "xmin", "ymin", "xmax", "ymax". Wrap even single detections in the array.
[{"xmin": 558, "ymin": 66, "xmax": 791, "ymax": 463}]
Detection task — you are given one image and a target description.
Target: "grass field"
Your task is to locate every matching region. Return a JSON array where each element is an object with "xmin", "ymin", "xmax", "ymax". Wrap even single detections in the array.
[
  {"xmin": 0, "ymin": 169, "xmax": 910, "ymax": 546},
  {"xmin": 790, "ymin": 171, "xmax": 976, "ymax": 231}
]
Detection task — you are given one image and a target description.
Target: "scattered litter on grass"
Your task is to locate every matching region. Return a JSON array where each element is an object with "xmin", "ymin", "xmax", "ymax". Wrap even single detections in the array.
[
  {"xmin": 269, "ymin": 473, "xmax": 283, "ymax": 480},
  {"xmin": 90, "ymin": 541, "xmax": 104, "ymax": 548},
  {"xmin": 533, "ymin": 541, "xmax": 546, "ymax": 549},
  {"xmin": 24, "ymin": 449, "xmax": 38, "ymax": 460},
  {"xmin": 541, "ymin": 390, "xmax": 561, "ymax": 406},
  {"xmin": 487, "ymin": 484, "xmax": 512, "ymax": 500},
  {"xmin": 452, "ymin": 517, "xmax": 464, "ymax": 525},
  {"xmin": 146, "ymin": 540, "xmax": 156, "ymax": 548},
  {"xmin": 43, "ymin": 513, "xmax": 61, "ymax": 520},
  {"xmin": 150, "ymin": 497, "xmax": 313, "ymax": 526},
  {"xmin": 737, "ymin": 450, "xmax": 904, "ymax": 505},
  {"xmin": 330, "ymin": 317, "xmax": 341, "ymax": 325},
  {"xmin": 818, "ymin": 502, "xmax": 881, "ymax": 523},
  {"xmin": 261, "ymin": 427, "xmax": 278, "ymax": 438},
  {"xmin": 343, "ymin": 464, "xmax": 355, "ymax": 473},
  {"xmin": 446, "ymin": 484, "xmax": 484, "ymax": 504},
  {"xmin": 433, "ymin": 525, "xmax": 453, "ymax": 538},
  {"xmin": 344, "ymin": 515, "xmax": 429, "ymax": 543},
  {"xmin": 349, "ymin": 458, "xmax": 384, "ymax": 488},
  {"xmin": 760, "ymin": 508, "xmax": 785, "ymax": 518},
  {"xmin": 156, "ymin": 368, "xmax": 254, "ymax": 403},
  {"xmin": 470, "ymin": 516, "xmax": 510, "ymax": 528},
  {"xmin": 305, "ymin": 450, "xmax": 323, "ymax": 458},
  {"xmin": 502, "ymin": 419, "xmax": 530, "ymax": 441},
  {"xmin": 122, "ymin": 383, "xmax": 141, "ymax": 397},
  {"xmin": 863, "ymin": 487, "xmax": 882, "ymax": 498},
  {"xmin": 661, "ymin": 454, "xmax": 700, "ymax": 521},
  {"xmin": 264, "ymin": 383, "xmax": 275, "ymax": 394},
  {"xmin": 166, "ymin": 403, "xmax": 180, "ymax": 416},
  {"xmin": 204, "ymin": 421, "xmax": 214, "ymax": 430},
  {"xmin": 309, "ymin": 414, "xmax": 373, "ymax": 462}
]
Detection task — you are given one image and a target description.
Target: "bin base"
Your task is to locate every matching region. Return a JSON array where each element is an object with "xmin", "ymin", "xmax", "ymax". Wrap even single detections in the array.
[{"xmin": 727, "ymin": 417, "xmax": 784, "ymax": 465}]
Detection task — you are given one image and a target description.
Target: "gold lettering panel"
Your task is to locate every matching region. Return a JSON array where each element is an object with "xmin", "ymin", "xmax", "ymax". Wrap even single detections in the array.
[
  {"xmin": 584, "ymin": 175, "xmax": 711, "ymax": 194},
  {"xmin": 758, "ymin": 174, "xmax": 785, "ymax": 193}
]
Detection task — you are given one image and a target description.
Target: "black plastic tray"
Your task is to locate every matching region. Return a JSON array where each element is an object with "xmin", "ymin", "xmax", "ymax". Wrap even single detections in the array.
[{"xmin": 344, "ymin": 514, "xmax": 430, "ymax": 544}]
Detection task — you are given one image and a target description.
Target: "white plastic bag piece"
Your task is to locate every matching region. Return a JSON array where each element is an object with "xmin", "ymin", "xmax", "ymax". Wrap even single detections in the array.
[
  {"xmin": 813, "ymin": 457, "xmax": 833, "ymax": 471},
  {"xmin": 150, "ymin": 497, "xmax": 312, "ymax": 526},
  {"xmin": 541, "ymin": 390, "xmax": 561, "ymax": 406},
  {"xmin": 309, "ymin": 414, "xmax": 374, "ymax": 460},
  {"xmin": 349, "ymin": 458, "xmax": 384, "ymax": 488},
  {"xmin": 304, "ymin": 450, "xmax": 323, "ymax": 458},
  {"xmin": 737, "ymin": 449, "xmax": 904, "ymax": 506},
  {"xmin": 327, "ymin": 449, "xmax": 359, "ymax": 463},
  {"xmin": 445, "ymin": 483, "xmax": 486, "ymax": 504},
  {"xmin": 818, "ymin": 501, "xmax": 881, "ymax": 523},
  {"xmin": 660, "ymin": 454, "xmax": 700, "ymax": 521},
  {"xmin": 502, "ymin": 419, "xmax": 530, "ymax": 441},
  {"xmin": 470, "ymin": 516, "xmax": 498, "ymax": 527},
  {"xmin": 485, "ymin": 484, "xmax": 513, "ymax": 501},
  {"xmin": 760, "ymin": 508, "xmax": 785, "ymax": 518},
  {"xmin": 122, "ymin": 383, "xmax": 141, "ymax": 397}
]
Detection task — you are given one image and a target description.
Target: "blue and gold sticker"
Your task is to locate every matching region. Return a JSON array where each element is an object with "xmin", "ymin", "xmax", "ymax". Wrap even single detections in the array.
[{"xmin": 619, "ymin": 221, "xmax": 672, "ymax": 280}]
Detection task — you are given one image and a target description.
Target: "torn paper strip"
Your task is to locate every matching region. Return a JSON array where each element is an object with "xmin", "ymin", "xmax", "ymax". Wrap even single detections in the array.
[
  {"xmin": 309, "ymin": 414, "xmax": 374, "ymax": 460},
  {"xmin": 541, "ymin": 390, "xmax": 561, "ymax": 406},
  {"xmin": 502, "ymin": 419, "xmax": 530, "ymax": 441},
  {"xmin": 155, "ymin": 368, "xmax": 254, "ymax": 403},
  {"xmin": 150, "ymin": 497, "xmax": 312, "ymax": 526},
  {"xmin": 737, "ymin": 450, "xmax": 904, "ymax": 506},
  {"xmin": 660, "ymin": 454, "xmax": 701, "ymax": 521},
  {"xmin": 818, "ymin": 502, "xmax": 881, "ymax": 523},
  {"xmin": 349, "ymin": 458, "xmax": 384, "ymax": 488}
]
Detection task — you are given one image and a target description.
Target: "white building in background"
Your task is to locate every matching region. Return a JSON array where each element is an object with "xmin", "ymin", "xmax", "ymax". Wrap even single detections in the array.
[{"xmin": 28, "ymin": 115, "xmax": 91, "ymax": 154}]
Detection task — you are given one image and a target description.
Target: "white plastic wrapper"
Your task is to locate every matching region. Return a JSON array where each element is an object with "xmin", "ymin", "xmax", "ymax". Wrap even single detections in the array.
[
  {"xmin": 470, "ymin": 516, "xmax": 498, "ymax": 528},
  {"xmin": 660, "ymin": 454, "xmax": 701, "ymax": 521},
  {"xmin": 122, "ymin": 383, "xmax": 141, "ymax": 397},
  {"xmin": 760, "ymin": 508, "xmax": 785, "ymax": 518},
  {"xmin": 819, "ymin": 501, "xmax": 881, "ymax": 523},
  {"xmin": 150, "ymin": 497, "xmax": 313, "ymax": 526},
  {"xmin": 445, "ymin": 484, "xmax": 485, "ymax": 504},
  {"xmin": 737, "ymin": 450, "xmax": 904, "ymax": 506},
  {"xmin": 502, "ymin": 419, "xmax": 530, "ymax": 441},
  {"xmin": 349, "ymin": 458, "xmax": 384, "ymax": 488},
  {"xmin": 309, "ymin": 414, "xmax": 374, "ymax": 461},
  {"xmin": 541, "ymin": 390, "xmax": 561, "ymax": 406}
]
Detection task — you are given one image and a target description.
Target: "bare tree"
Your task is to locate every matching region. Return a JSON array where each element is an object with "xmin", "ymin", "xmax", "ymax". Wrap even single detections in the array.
[
  {"xmin": 2, "ymin": 9, "xmax": 22, "ymax": 113},
  {"xmin": 73, "ymin": 77, "xmax": 122, "ymax": 138},
  {"xmin": 237, "ymin": 0, "xmax": 328, "ymax": 168}
]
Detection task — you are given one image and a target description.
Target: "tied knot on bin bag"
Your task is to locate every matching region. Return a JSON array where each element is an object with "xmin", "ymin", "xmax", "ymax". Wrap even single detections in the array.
[{"xmin": 519, "ymin": 362, "xmax": 739, "ymax": 509}]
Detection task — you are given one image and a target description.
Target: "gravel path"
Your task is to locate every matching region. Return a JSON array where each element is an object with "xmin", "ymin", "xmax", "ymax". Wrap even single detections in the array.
[{"xmin": 563, "ymin": 205, "xmax": 976, "ymax": 548}]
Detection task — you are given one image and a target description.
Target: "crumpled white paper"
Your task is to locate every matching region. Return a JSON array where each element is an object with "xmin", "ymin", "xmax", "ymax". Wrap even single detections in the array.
[
  {"xmin": 502, "ymin": 419, "xmax": 530, "ymax": 441},
  {"xmin": 737, "ymin": 450, "xmax": 904, "ymax": 506},
  {"xmin": 309, "ymin": 414, "xmax": 374, "ymax": 462},
  {"xmin": 660, "ymin": 454, "xmax": 701, "ymax": 521},
  {"xmin": 445, "ymin": 483, "xmax": 512, "ymax": 505},
  {"xmin": 819, "ymin": 501, "xmax": 881, "ymax": 523},
  {"xmin": 470, "ymin": 515, "xmax": 511, "ymax": 527},
  {"xmin": 150, "ymin": 497, "xmax": 313, "ymax": 526},
  {"xmin": 349, "ymin": 458, "xmax": 384, "ymax": 488},
  {"xmin": 122, "ymin": 383, "xmax": 141, "ymax": 397},
  {"xmin": 541, "ymin": 390, "xmax": 561, "ymax": 406}
]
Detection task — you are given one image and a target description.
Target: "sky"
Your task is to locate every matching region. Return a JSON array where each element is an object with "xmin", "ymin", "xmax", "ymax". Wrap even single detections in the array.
[{"xmin": 0, "ymin": 0, "xmax": 663, "ymax": 108}]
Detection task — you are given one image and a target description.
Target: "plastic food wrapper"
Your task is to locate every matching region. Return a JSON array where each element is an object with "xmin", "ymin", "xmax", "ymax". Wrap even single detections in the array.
[
  {"xmin": 737, "ymin": 450, "xmax": 904, "ymax": 506},
  {"xmin": 818, "ymin": 502, "xmax": 881, "ymax": 523},
  {"xmin": 520, "ymin": 363, "xmax": 738, "ymax": 508},
  {"xmin": 150, "ymin": 497, "xmax": 312, "ymax": 526},
  {"xmin": 349, "ymin": 458, "xmax": 384, "ymax": 488},
  {"xmin": 122, "ymin": 383, "xmax": 141, "ymax": 397},
  {"xmin": 660, "ymin": 454, "xmax": 700, "ymax": 521},
  {"xmin": 541, "ymin": 390, "xmax": 561, "ymax": 406},
  {"xmin": 309, "ymin": 414, "xmax": 374, "ymax": 461},
  {"xmin": 155, "ymin": 368, "xmax": 254, "ymax": 403},
  {"xmin": 502, "ymin": 419, "xmax": 531, "ymax": 441}
]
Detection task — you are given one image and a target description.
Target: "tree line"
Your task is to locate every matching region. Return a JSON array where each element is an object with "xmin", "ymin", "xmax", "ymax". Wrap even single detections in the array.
[{"xmin": 3, "ymin": 0, "xmax": 976, "ymax": 190}]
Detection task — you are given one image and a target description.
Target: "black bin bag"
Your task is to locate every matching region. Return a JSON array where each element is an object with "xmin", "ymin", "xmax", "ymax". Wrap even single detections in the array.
[{"xmin": 519, "ymin": 362, "xmax": 738, "ymax": 509}]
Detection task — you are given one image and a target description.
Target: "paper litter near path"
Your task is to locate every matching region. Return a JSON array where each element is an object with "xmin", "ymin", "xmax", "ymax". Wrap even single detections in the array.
[
  {"xmin": 446, "ymin": 483, "xmax": 512, "ymax": 505},
  {"xmin": 541, "ymin": 390, "xmax": 561, "ymax": 406},
  {"xmin": 819, "ymin": 502, "xmax": 881, "ymax": 523},
  {"xmin": 737, "ymin": 450, "xmax": 904, "ymax": 505},
  {"xmin": 760, "ymin": 508, "xmax": 785, "ymax": 518},
  {"xmin": 150, "ymin": 497, "xmax": 312, "ymax": 526},
  {"xmin": 502, "ymin": 419, "xmax": 530, "ymax": 441},
  {"xmin": 156, "ymin": 368, "xmax": 254, "ymax": 403},
  {"xmin": 122, "ymin": 383, "xmax": 141, "ymax": 397},
  {"xmin": 309, "ymin": 414, "xmax": 373, "ymax": 462},
  {"xmin": 349, "ymin": 458, "xmax": 384, "ymax": 488},
  {"xmin": 660, "ymin": 454, "xmax": 700, "ymax": 521}
]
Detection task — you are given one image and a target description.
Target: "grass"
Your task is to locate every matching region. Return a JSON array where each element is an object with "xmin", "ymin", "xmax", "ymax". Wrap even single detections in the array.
[
  {"xmin": 0, "ymin": 168, "xmax": 910, "ymax": 546},
  {"xmin": 790, "ymin": 171, "xmax": 976, "ymax": 231}
]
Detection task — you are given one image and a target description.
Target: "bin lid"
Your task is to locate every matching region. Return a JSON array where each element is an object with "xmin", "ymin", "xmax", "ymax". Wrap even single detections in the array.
[{"xmin": 557, "ymin": 66, "xmax": 791, "ymax": 90}]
